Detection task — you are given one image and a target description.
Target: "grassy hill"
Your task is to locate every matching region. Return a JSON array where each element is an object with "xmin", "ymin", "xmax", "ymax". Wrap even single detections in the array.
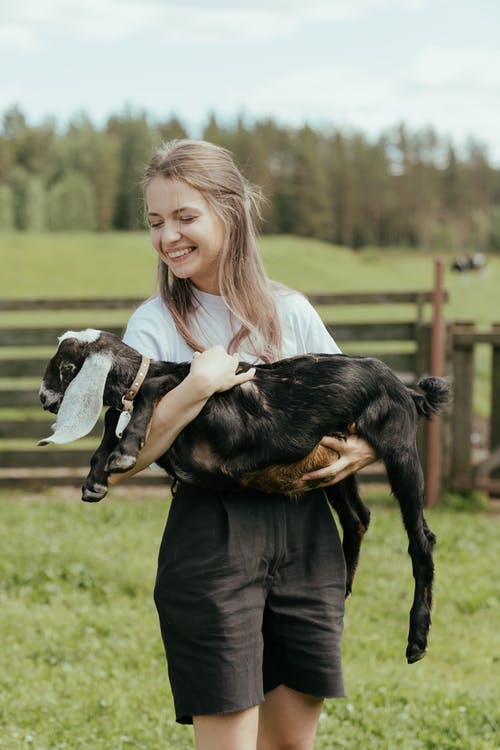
[
  {"xmin": 1, "ymin": 232, "xmax": 499, "ymax": 328},
  {"xmin": 1, "ymin": 232, "xmax": 498, "ymax": 417}
]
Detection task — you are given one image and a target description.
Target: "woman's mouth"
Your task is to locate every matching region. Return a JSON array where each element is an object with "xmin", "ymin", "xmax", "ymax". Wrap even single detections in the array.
[{"xmin": 168, "ymin": 246, "xmax": 196, "ymax": 260}]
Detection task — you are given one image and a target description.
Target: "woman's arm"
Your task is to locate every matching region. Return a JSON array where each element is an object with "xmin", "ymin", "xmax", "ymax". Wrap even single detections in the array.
[{"xmin": 109, "ymin": 347, "xmax": 255, "ymax": 483}]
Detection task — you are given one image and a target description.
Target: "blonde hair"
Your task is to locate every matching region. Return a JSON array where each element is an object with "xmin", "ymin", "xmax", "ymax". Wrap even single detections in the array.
[{"xmin": 143, "ymin": 139, "xmax": 282, "ymax": 362}]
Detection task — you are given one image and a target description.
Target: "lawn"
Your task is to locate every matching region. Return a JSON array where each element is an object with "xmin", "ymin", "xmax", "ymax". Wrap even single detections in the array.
[
  {"xmin": 1, "ymin": 233, "xmax": 499, "ymax": 330},
  {"xmin": 1, "ymin": 236, "xmax": 498, "ymax": 747},
  {"xmin": 0, "ymin": 488, "xmax": 498, "ymax": 749},
  {"xmin": 2, "ymin": 232, "xmax": 499, "ymax": 420}
]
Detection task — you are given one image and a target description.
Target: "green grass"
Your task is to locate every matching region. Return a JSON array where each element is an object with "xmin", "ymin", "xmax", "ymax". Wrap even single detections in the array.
[
  {"xmin": 1, "ymin": 232, "xmax": 499, "ymax": 422},
  {"xmin": 1, "ymin": 232, "xmax": 499, "ymax": 329},
  {"xmin": 0, "ymin": 489, "xmax": 498, "ymax": 749}
]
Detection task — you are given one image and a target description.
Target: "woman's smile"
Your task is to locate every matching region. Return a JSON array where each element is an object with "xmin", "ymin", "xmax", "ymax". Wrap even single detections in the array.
[{"xmin": 166, "ymin": 245, "xmax": 197, "ymax": 260}]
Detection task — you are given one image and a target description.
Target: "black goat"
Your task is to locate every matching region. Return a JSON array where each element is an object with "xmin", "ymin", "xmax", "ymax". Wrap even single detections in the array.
[{"xmin": 39, "ymin": 328, "xmax": 450, "ymax": 664}]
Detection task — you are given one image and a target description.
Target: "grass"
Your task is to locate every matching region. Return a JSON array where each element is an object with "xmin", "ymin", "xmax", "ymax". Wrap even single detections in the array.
[
  {"xmin": 1, "ymin": 235, "xmax": 498, "ymax": 746},
  {"xmin": 2, "ymin": 233, "xmax": 499, "ymax": 347},
  {"xmin": 1, "ymin": 232, "xmax": 499, "ymax": 329},
  {"xmin": 1, "ymin": 231, "xmax": 499, "ymax": 419},
  {"xmin": 0, "ymin": 488, "xmax": 498, "ymax": 749},
  {"xmin": 2, "ymin": 232, "xmax": 498, "ymax": 337}
]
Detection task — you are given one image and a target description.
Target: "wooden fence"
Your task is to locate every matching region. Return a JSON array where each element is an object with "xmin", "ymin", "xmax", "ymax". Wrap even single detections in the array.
[
  {"xmin": 448, "ymin": 322, "xmax": 500, "ymax": 495},
  {"xmin": 4, "ymin": 291, "xmax": 499, "ymax": 499}
]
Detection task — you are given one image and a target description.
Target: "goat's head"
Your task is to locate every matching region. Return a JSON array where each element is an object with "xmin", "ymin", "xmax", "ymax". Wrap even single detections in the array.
[{"xmin": 39, "ymin": 329, "xmax": 114, "ymax": 445}]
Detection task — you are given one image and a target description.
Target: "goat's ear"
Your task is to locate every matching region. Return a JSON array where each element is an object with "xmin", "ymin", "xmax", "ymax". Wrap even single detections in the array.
[{"xmin": 38, "ymin": 352, "xmax": 113, "ymax": 445}]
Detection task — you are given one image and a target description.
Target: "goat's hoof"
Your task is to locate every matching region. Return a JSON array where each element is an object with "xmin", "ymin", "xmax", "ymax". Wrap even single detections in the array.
[
  {"xmin": 82, "ymin": 484, "xmax": 108, "ymax": 502},
  {"xmin": 106, "ymin": 453, "xmax": 137, "ymax": 473},
  {"xmin": 406, "ymin": 643, "xmax": 427, "ymax": 663}
]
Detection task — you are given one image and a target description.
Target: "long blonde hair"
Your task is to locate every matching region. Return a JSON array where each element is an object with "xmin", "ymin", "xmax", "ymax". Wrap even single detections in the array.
[{"xmin": 143, "ymin": 139, "xmax": 282, "ymax": 361}]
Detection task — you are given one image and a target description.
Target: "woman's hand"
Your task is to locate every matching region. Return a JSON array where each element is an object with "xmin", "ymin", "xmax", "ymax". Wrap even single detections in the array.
[
  {"xmin": 302, "ymin": 424, "xmax": 378, "ymax": 486},
  {"xmin": 187, "ymin": 346, "xmax": 256, "ymax": 398}
]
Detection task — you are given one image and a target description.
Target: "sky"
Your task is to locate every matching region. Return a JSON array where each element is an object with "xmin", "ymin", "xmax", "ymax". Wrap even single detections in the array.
[{"xmin": 1, "ymin": 0, "xmax": 499, "ymax": 161}]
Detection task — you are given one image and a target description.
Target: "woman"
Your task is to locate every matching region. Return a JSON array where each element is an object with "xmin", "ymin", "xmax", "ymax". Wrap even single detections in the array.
[{"xmin": 116, "ymin": 140, "xmax": 375, "ymax": 750}]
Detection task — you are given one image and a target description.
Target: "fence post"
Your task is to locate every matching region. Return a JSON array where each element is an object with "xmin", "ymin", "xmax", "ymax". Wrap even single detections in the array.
[
  {"xmin": 425, "ymin": 259, "xmax": 446, "ymax": 507},
  {"xmin": 450, "ymin": 322, "xmax": 475, "ymax": 488},
  {"xmin": 440, "ymin": 322, "xmax": 454, "ymax": 490},
  {"xmin": 491, "ymin": 324, "xmax": 500, "ymax": 478},
  {"xmin": 416, "ymin": 322, "xmax": 431, "ymax": 471}
]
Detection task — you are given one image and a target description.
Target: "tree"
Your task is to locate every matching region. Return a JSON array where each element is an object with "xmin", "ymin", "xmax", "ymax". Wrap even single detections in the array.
[
  {"xmin": 287, "ymin": 126, "xmax": 334, "ymax": 240},
  {"xmin": 0, "ymin": 184, "xmax": 14, "ymax": 230},
  {"xmin": 47, "ymin": 173, "xmax": 97, "ymax": 230},
  {"xmin": 107, "ymin": 110, "xmax": 155, "ymax": 229},
  {"xmin": 25, "ymin": 177, "xmax": 46, "ymax": 231}
]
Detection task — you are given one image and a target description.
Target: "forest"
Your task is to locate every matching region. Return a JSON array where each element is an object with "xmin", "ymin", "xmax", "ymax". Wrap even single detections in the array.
[{"xmin": 1, "ymin": 105, "xmax": 500, "ymax": 251}]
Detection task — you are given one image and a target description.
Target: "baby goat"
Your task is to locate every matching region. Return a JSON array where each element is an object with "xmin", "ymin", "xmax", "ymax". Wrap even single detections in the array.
[{"xmin": 39, "ymin": 328, "xmax": 450, "ymax": 664}]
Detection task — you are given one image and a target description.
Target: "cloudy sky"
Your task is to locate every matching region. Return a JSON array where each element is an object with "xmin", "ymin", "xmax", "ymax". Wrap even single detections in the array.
[{"xmin": 1, "ymin": 0, "xmax": 499, "ymax": 160}]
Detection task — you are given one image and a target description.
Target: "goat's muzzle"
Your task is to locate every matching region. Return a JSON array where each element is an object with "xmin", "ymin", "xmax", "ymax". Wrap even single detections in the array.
[{"xmin": 39, "ymin": 386, "xmax": 62, "ymax": 414}]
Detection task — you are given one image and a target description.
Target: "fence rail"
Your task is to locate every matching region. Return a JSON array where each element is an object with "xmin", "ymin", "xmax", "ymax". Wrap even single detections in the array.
[{"xmin": 0, "ymin": 291, "xmax": 439, "ymax": 312}]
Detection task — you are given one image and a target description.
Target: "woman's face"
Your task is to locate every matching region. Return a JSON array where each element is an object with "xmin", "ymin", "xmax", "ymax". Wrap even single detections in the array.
[{"xmin": 146, "ymin": 177, "xmax": 225, "ymax": 294}]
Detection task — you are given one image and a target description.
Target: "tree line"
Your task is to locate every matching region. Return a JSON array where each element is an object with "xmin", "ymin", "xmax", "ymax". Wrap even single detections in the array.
[{"xmin": 1, "ymin": 105, "xmax": 499, "ymax": 251}]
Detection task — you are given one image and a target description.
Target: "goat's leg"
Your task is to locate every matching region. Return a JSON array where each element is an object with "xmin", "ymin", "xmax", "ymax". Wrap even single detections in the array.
[
  {"xmin": 325, "ymin": 476, "xmax": 371, "ymax": 598},
  {"xmin": 383, "ymin": 448, "xmax": 436, "ymax": 663},
  {"xmin": 105, "ymin": 375, "xmax": 193, "ymax": 473},
  {"xmin": 105, "ymin": 399, "xmax": 156, "ymax": 473},
  {"xmin": 82, "ymin": 408, "xmax": 120, "ymax": 502}
]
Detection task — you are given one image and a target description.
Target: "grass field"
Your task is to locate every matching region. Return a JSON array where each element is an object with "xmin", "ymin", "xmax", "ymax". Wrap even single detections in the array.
[
  {"xmin": 1, "ymin": 233, "xmax": 499, "ymax": 329},
  {"xmin": 1, "ymin": 234, "xmax": 499, "ymax": 747},
  {"xmin": 0, "ymin": 488, "xmax": 498, "ymax": 750},
  {"xmin": 1, "ymin": 231, "xmax": 499, "ymax": 420}
]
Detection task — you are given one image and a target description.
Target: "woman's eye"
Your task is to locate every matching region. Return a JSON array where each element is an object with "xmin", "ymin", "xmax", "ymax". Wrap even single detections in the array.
[
  {"xmin": 179, "ymin": 216, "xmax": 196, "ymax": 223},
  {"xmin": 149, "ymin": 222, "xmax": 162, "ymax": 229}
]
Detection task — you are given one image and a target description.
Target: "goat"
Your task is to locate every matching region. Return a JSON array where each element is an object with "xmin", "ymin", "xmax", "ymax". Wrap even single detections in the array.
[{"xmin": 39, "ymin": 328, "xmax": 450, "ymax": 664}]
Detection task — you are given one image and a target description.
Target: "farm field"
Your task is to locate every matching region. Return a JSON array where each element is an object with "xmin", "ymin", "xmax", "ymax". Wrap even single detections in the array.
[
  {"xmin": 1, "ymin": 232, "xmax": 498, "ymax": 419},
  {"xmin": 1, "ymin": 232, "xmax": 499, "ymax": 330},
  {"xmin": 0, "ymin": 489, "xmax": 498, "ymax": 750},
  {"xmin": 1, "ymin": 235, "xmax": 499, "ymax": 748}
]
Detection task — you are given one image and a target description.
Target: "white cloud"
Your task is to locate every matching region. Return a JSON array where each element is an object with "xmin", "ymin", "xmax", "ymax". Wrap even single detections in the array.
[
  {"xmin": 0, "ymin": 0, "xmax": 160, "ymax": 44},
  {"xmin": 0, "ymin": 0, "xmax": 430, "ymax": 47},
  {"xmin": 0, "ymin": 24, "xmax": 39, "ymax": 50},
  {"xmin": 413, "ymin": 46, "xmax": 500, "ymax": 92},
  {"xmin": 247, "ymin": 65, "xmax": 393, "ymax": 122},
  {"xmin": 244, "ymin": 52, "xmax": 500, "ymax": 160}
]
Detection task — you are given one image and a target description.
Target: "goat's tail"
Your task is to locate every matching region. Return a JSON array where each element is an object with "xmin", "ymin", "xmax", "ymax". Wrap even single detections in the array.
[{"xmin": 412, "ymin": 376, "xmax": 451, "ymax": 419}]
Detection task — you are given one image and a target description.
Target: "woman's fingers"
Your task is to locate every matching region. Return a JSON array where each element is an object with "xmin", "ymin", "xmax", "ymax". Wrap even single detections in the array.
[
  {"xmin": 302, "ymin": 454, "xmax": 350, "ymax": 485},
  {"xmin": 234, "ymin": 366, "xmax": 256, "ymax": 385},
  {"xmin": 302, "ymin": 433, "xmax": 378, "ymax": 486},
  {"xmin": 319, "ymin": 434, "xmax": 348, "ymax": 451},
  {"xmin": 189, "ymin": 346, "xmax": 256, "ymax": 394}
]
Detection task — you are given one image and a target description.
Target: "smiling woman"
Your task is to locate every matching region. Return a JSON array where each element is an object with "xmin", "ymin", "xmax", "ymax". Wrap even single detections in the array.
[
  {"xmin": 146, "ymin": 177, "xmax": 225, "ymax": 294},
  {"xmin": 142, "ymin": 138, "xmax": 283, "ymax": 362},
  {"xmin": 101, "ymin": 138, "xmax": 377, "ymax": 750}
]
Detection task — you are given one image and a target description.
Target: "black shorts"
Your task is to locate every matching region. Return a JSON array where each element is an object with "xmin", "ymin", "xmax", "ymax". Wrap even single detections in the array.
[{"xmin": 153, "ymin": 484, "xmax": 347, "ymax": 724}]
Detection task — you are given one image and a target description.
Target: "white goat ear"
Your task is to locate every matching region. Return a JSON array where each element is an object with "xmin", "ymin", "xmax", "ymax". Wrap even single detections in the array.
[{"xmin": 38, "ymin": 352, "xmax": 113, "ymax": 445}]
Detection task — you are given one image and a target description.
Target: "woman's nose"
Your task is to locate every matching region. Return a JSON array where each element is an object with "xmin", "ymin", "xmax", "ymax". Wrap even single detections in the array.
[{"xmin": 161, "ymin": 220, "xmax": 182, "ymax": 244}]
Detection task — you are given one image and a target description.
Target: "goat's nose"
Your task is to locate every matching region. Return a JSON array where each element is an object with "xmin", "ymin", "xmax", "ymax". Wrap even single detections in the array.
[{"xmin": 40, "ymin": 391, "xmax": 46, "ymax": 406}]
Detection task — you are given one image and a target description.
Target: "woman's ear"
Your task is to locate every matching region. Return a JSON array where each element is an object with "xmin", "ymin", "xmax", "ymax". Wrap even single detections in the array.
[{"xmin": 38, "ymin": 352, "xmax": 113, "ymax": 445}]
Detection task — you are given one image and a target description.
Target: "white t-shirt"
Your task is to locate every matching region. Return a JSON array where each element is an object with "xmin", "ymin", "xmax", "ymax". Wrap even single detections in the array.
[{"xmin": 122, "ymin": 287, "xmax": 340, "ymax": 363}]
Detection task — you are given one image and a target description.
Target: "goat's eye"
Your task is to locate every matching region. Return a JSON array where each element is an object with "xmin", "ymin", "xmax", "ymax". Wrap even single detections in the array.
[{"xmin": 60, "ymin": 362, "xmax": 77, "ymax": 381}]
